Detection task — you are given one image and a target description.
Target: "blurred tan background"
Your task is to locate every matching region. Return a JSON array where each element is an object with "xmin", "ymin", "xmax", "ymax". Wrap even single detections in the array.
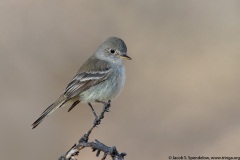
[{"xmin": 1, "ymin": 0, "xmax": 240, "ymax": 159}]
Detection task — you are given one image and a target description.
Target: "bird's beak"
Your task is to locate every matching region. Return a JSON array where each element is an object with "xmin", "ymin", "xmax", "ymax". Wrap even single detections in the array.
[{"xmin": 120, "ymin": 54, "xmax": 132, "ymax": 60}]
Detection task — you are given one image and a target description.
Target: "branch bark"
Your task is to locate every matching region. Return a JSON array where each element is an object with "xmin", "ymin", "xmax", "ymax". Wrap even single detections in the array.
[{"xmin": 59, "ymin": 100, "xmax": 127, "ymax": 160}]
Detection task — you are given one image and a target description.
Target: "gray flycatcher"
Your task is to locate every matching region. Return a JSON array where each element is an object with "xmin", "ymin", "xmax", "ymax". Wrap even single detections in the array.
[{"xmin": 32, "ymin": 37, "xmax": 131, "ymax": 129}]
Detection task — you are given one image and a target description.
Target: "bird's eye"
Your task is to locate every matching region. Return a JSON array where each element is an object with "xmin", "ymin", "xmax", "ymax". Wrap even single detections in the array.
[{"xmin": 110, "ymin": 49, "xmax": 115, "ymax": 54}]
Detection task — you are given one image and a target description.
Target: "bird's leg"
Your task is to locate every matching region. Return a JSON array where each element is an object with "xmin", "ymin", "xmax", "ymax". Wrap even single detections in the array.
[
  {"xmin": 88, "ymin": 103, "xmax": 98, "ymax": 119},
  {"xmin": 96, "ymin": 100, "xmax": 111, "ymax": 112},
  {"xmin": 93, "ymin": 100, "xmax": 111, "ymax": 126}
]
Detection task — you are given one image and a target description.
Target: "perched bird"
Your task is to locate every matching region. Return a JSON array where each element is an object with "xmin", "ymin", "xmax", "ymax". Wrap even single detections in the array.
[{"xmin": 32, "ymin": 37, "xmax": 131, "ymax": 129}]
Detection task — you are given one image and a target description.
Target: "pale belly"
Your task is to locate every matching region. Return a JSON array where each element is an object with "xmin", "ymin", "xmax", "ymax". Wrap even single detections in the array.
[{"xmin": 79, "ymin": 65, "xmax": 126, "ymax": 103}]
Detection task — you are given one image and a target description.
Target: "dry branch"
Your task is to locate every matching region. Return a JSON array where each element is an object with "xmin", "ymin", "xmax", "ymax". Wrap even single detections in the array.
[{"xmin": 59, "ymin": 100, "xmax": 127, "ymax": 160}]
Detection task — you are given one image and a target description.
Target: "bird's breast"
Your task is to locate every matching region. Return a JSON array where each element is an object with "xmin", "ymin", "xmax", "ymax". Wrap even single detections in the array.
[{"xmin": 80, "ymin": 64, "xmax": 126, "ymax": 103}]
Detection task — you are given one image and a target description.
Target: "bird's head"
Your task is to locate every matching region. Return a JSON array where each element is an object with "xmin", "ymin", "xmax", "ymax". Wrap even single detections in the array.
[{"xmin": 96, "ymin": 37, "xmax": 131, "ymax": 63}]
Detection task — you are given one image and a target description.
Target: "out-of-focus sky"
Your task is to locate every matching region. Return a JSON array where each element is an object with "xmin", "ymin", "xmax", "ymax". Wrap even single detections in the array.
[{"xmin": 0, "ymin": 0, "xmax": 240, "ymax": 159}]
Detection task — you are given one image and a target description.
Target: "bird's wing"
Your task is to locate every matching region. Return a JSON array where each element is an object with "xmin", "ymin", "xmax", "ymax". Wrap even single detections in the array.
[{"xmin": 64, "ymin": 58, "xmax": 111, "ymax": 99}]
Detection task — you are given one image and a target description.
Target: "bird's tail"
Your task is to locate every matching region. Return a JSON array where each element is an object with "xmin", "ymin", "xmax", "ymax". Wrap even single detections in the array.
[{"xmin": 31, "ymin": 95, "xmax": 67, "ymax": 129}]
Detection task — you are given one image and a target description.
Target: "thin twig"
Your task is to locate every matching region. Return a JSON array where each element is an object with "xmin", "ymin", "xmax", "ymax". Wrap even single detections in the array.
[{"xmin": 59, "ymin": 100, "xmax": 127, "ymax": 160}]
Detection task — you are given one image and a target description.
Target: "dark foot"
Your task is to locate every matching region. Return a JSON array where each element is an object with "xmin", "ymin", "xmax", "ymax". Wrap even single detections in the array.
[
  {"xmin": 93, "ymin": 100, "xmax": 111, "ymax": 126},
  {"xmin": 96, "ymin": 100, "xmax": 111, "ymax": 112},
  {"xmin": 104, "ymin": 100, "xmax": 111, "ymax": 112}
]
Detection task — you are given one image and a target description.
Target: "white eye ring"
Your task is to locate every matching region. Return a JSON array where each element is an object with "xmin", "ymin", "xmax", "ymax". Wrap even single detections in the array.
[{"xmin": 110, "ymin": 49, "xmax": 115, "ymax": 54}]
